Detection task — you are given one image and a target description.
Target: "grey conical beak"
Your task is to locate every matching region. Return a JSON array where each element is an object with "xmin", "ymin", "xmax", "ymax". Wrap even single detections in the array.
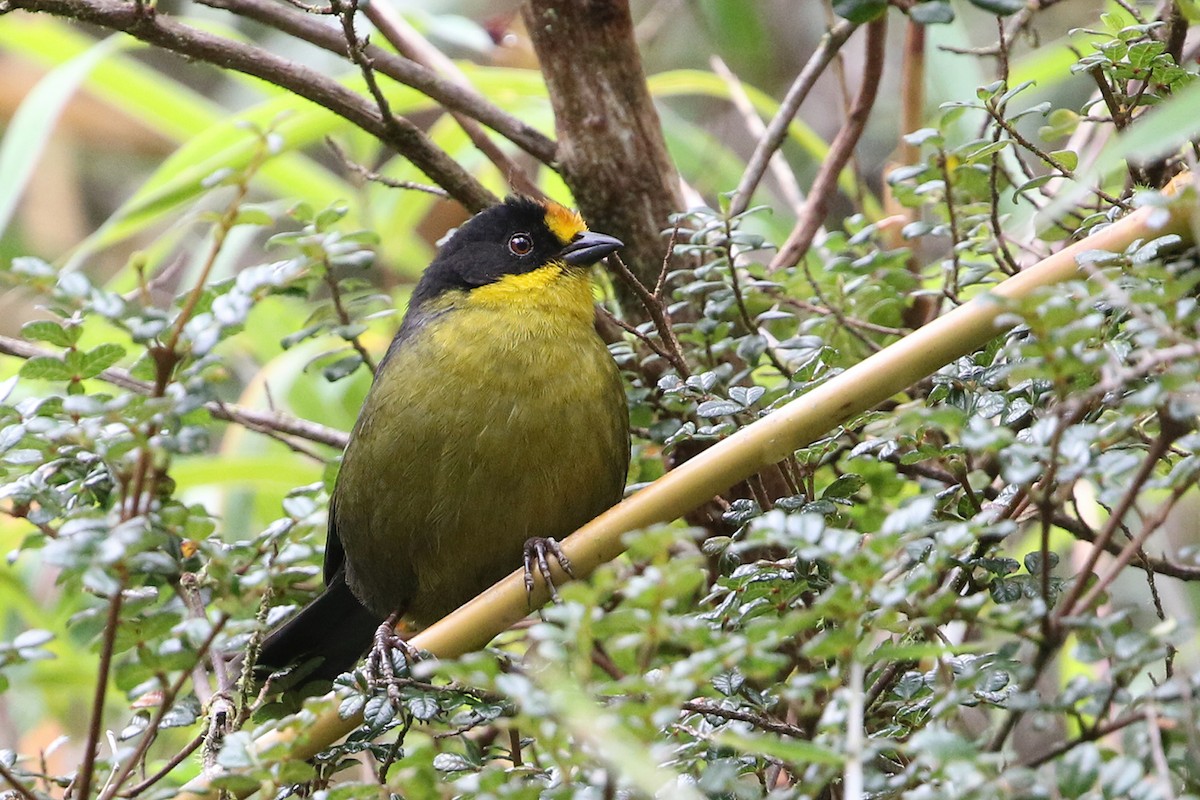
[{"xmin": 560, "ymin": 231, "xmax": 623, "ymax": 266}]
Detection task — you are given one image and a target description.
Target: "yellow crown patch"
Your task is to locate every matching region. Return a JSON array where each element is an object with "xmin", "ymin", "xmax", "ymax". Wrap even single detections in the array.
[{"xmin": 543, "ymin": 201, "xmax": 586, "ymax": 245}]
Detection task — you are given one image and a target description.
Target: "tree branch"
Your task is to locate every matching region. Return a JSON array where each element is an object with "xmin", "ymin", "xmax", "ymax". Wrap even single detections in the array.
[
  {"xmin": 6, "ymin": 0, "xmax": 497, "ymax": 211},
  {"xmin": 0, "ymin": 334, "xmax": 348, "ymax": 449},
  {"xmin": 770, "ymin": 16, "xmax": 887, "ymax": 272},
  {"xmin": 196, "ymin": 0, "xmax": 556, "ymax": 165},
  {"xmin": 360, "ymin": 2, "xmax": 545, "ymax": 196},
  {"xmin": 730, "ymin": 18, "xmax": 858, "ymax": 218}
]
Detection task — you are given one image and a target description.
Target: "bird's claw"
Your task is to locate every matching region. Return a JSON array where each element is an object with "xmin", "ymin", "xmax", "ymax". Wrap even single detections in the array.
[
  {"xmin": 523, "ymin": 536, "xmax": 576, "ymax": 607},
  {"xmin": 366, "ymin": 613, "xmax": 419, "ymax": 706}
]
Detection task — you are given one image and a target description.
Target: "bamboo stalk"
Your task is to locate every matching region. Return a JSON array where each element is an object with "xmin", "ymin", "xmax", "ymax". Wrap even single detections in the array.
[{"xmin": 177, "ymin": 174, "xmax": 1195, "ymax": 799}]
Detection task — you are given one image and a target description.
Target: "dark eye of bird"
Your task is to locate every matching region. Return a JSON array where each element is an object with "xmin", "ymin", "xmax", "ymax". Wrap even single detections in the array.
[{"xmin": 508, "ymin": 232, "xmax": 533, "ymax": 257}]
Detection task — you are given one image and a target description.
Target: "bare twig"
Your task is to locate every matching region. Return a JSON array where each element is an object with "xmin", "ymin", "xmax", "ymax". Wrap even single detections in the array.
[
  {"xmin": 74, "ymin": 581, "xmax": 127, "ymax": 800},
  {"xmin": 770, "ymin": 17, "xmax": 887, "ymax": 272},
  {"xmin": 608, "ymin": 254, "xmax": 690, "ymax": 377},
  {"xmin": 1021, "ymin": 710, "xmax": 1146, "ymax": 768},
  {"xmin": 321, "ymin": 257, "xmax": 378, "ymax": 374},
  {"xmin": 100, "ymin": 615, "xmax": 228, "ymax": 800},
  {"xmin": 326, "ymin": 138, "xmax": 448, "ymax": 196},
  {"xmin": 1070, "ymin": 459, "xmax": 1198, "ymax": 616},
  {"xmin": 1053, "ymin": 425, "xmax": 1178, "ymax": 623},
  {"xmin": 988, "ymin": 19, "xmax": 1022, "ymax": 276},
  {"xmin": 360, "ymin": 2, "xmax": 544, "ymax": 197},
  {"xmin": 985, "ymin": 99, "xmax": 1131, "ymax": 211},
  {"xmin": 331, "ymin": 0, "xmax": 403, "ymax": 152},
  {"xmin": 0, "ymin": 334, "xmax": 348, "ymax": 449},
  {"xmin": 0, "ymin": 760, "xmax": 38, "ymax": 800},
  {"xmin": 194, "ymin": 0, "xmax": 556, "ymax": 165},
  {"xmin": 10, "ymin": 0, "xmax": 497, "ymax": 211},
  {"xmin": 120, "ymin": 733, "xmax": 205, "ymax": 798},
  {"xmin": 596, "ymin": 306, "xmax": 679, "ymax": 369},
  {"xmin": 731, "ymin": 19, "xmax": 859, "ymax": 217},
  {"xmin": 681, "ymin": 700, "xmax": 807, "ymax": 738},
  {"xmin": 935, "ymin": 146, "xmax": 963, "ymax": 304},
  {"xmin": 711, "ymin": 56, "xmax": 805, "ymax": 217}
]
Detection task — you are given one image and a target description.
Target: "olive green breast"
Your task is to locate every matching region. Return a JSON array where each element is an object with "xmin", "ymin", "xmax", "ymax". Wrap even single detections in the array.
[{"xmin": 331, "ymin": 297, "xmax": 629, "ymax": 622}]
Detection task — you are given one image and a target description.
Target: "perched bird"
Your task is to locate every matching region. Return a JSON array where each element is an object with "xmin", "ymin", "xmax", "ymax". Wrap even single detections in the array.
[{"xmin": 257, "ymin": 196, "xmax": 630, "ymax": 680}]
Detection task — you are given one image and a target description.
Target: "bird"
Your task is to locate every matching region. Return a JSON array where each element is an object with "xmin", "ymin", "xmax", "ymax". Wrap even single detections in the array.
[{"xmin": 256, "ymin": 196, "xmax": 630, "ymax": 681}]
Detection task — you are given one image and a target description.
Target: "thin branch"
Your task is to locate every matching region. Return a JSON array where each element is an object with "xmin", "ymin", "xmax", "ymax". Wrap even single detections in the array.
[
  {"xmin": 770, "ymin": 17, "xmax": 887, "ymax": 272},
  {"xmin": 1022, "ymin": 710, "xmax": 1145, "ymax": 768},
  {"xmin": 779, "ymin": 293, "xmax": 907, "ymax": 337},
  {"xmin": 935, "ymin": 146, "xmax": 963, "ymax": 304},
  {"xmin": 710, "ymin": 56, "xmax": 805, "ymax": 217},
  {"xmin": 360, "ymin": 2, "xmax": 545, "ymax": 197},
  {"xmin": 0, "ymin": 760, "xmax": 38, "ymax": 800},
  {"xmin": 165, "ymin": 137, "xmax": 268, "ymax": 356},
  {"xmin": 74, "ymin": 581, "xmax": 126, "ymax": 800},
  {"xmin": 1053, "ymin": 426, "xmax": 1176, "ymax": 623},
  {"xmin": 119, "ymin": 732, "xmax": 205, "ymax": 798},
  {"xmin": 608, "ymin": 254, "xmax": 690, "ymax": 377},
  {"xmin": 731, "ymin": 19, "xmax": 859, "ymax": 217},
  {"xmin": 0, "ymin": 334, "xmax": 348, "ymax": 449},
  {"xmin": 321, "ymin": 260, "xmax": 377, "ymax": 374},
  {"xmin": 331, "ymin": 0, "xmax": 401, "ymax": 145},
  {"xmin": 326, "ymin": 137, "xmax": 448, "ymax": 196},
  {"xmin": 208, "ymin": 401, "xmax": 347, "ymax": 450},
  {"xmin": 1070, "ymin": 460, "xmax": 1198, "ymax": 615},
  {"xmin": 9, "ymin": 0, "xmax": 496, "ymax": 212},
  {"xmin": 988, "ymin": 18, "xmax": 1022, "ymax": 276},
  {"xmin": 681, "ymin": 700, "xmax": 807, "ymax": 738},
  {"xmin": 596, "ymin": 306, "xmax": 679, "ymax": 369},
  {"xmin": 194, "ymin": 0, "xmax": 556, "ymax": 165},
  {"xmin": 100, "ymin": 616, "xmax": 228, "ymax": 800},
  {"xmin": 985, "ymin": 99, "xmax": 1131, "ymax": 212}
]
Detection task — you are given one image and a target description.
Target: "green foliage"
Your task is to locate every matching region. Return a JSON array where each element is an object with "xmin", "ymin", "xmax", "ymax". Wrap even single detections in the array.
[{"xmin": 1, "ymin": 2, "xmax": 1200, "ymax": 800}]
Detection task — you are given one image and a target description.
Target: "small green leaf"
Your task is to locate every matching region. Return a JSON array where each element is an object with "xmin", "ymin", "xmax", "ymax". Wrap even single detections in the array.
[
  {"xmin": 965, "ymin": 0, "xmax": 1026, "ymax": 14},
  {"xmin": 1050, "ymin": 150, "xmax": 1079, "ymax": 171},
  {"xmin": 717, "ymin": 731, "xmax": 843, "ymax": 766},
  {"xmin": 81, "ymin": 343, "xmax": 126, "ymax": 377},
  {"xmin": 821, "ymin": 473, "xmax": 866, "ymax": 500},
  {"xmin": 321, "ymin": 353, "xmax": 364, "ymax": 382},
  {"xmin": 1023, "ymin": 551, "xmax": 1060, "ymax": 574},
  {"xmin": 21, "ymin": 320, "xmax": 78, "ymax": 347},
  {"xmin": 910, "ymin": 1, "xmax": 955, "ymax": 23},
  {"xmin": 1039, "ymin": 108, "xmax": 1080, "ymax": 142},
  {"xmin": 274, "ymin": 760, "xmax": 316, "ymax": 785},
  {"xmin": 990, "ymin": 578, "xmax": 1023, "ymax": 603},
  {"xmin": 231, "ymin": 207, "xmax": 275, "ymax": 227},
  {"xmin": 20, "ymin": 357, "xmax": 75, "ymax": 381},
  {"xmin": 832, "ymin": 0, "xmax": 886, "ymax": 22},
  {"xmin": 432, "ymin": 752, "xmax": 477, "ymax": 773},
  {"xmin": 696, "ymin": 399, "xmax": 742, "ymax": 418},
  {"xmin": 711, "ymin": 670, "xmax": 744, "ymax": 697},
  {"xmin": 363, "ymin": 695, "xmax": 396, "ymax": 728},
  {"xmin": 1058, "ymin": 742, "xmax": 1100, "ymax": 797},
  {"xmin": 406, "ymin": 694, "xmax": 440, "ymax": 721}
]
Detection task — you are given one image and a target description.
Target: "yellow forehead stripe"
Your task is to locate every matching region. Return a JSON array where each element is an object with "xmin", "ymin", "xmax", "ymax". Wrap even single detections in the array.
[{"xmin": 543, "ymin": 202, "xmax": 586, "ymax": 244}]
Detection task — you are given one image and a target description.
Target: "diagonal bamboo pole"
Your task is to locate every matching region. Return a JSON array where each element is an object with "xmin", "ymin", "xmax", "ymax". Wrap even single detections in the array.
[{"xmin": 177, "ymin": 175, "xmax": 1196, "ymax": 799}]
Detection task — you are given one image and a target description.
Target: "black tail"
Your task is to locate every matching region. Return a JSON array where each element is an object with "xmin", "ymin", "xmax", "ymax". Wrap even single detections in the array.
[{"xmin": 256, "ymin": 577, "xmax": 382, "ymax": 682}]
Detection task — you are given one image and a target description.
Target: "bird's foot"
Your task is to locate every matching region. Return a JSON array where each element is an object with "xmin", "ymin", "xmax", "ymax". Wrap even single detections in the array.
[
  {"xmin": 366, "ymin": 612, "xmax": 419, "ymax": 706},
  {"xmin": 522, "ymin": 536, "xmax": 576, "ymax": 608}
]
